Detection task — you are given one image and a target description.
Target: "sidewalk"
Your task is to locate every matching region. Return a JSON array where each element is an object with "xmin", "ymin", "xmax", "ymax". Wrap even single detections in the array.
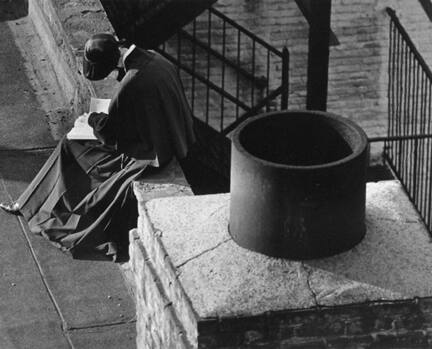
[{"xmin": 0, "ymin": 16, "xmax": 136, "ymax": 349}]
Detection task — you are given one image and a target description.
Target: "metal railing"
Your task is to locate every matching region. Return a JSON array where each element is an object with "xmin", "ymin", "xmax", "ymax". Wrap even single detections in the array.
[
  {"xmin": 157, "ymin": 7, "xmax": 289, "ymax": 135},
  {"xmin": 384, "ymin": 7, "xmax": 432, "ymax": 235}
]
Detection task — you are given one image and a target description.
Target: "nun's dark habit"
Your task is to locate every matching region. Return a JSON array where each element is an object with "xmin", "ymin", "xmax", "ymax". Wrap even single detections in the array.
[{"xmin": 16, "ymin": 48, "xmax": 195, "ymax": 261}]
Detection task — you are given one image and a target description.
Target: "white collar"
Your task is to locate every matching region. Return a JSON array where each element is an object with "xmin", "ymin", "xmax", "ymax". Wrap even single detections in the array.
[{"xmin": 122, "ymin": 44, "xmax": 136, "ymax": 67}]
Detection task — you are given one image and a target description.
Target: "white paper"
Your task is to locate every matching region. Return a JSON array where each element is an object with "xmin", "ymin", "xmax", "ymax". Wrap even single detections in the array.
[
  {"xmin": 89, "ymin": 98, "xmax": 111, "ymax": 114},
  {"xmin": 66, "ymin": 113, "xmax": 95, "ymax": 140},
  {"xmin": 67, "ymin": 98, "xmax": 111, "ymax": 140}
]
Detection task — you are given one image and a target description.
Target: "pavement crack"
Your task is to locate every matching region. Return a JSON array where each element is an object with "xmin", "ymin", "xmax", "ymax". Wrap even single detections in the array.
[
  {"xmin": 81, "ymin": 9, "xmax": 103, "ymax": 15},
  {"xmin": 302, "ymin": 262, "xmax": 319, "ymax": 307},
  {"xmin": 206, "ymin": 203, "xmax": 228, "ymax": 220},
  {"xmin": 16, "ymin": 217, "xmax": 76, "ymax": 348},
  {"xmin": 176, "ymin": 237, "xmax": 232, "ymax": 269},
  {"xmin": 0, "ymin": 146, "xmax": 55, "ymax": 152},
  {"xmin": 67, "ymin": 318, "xmax": 137, "ymax": 332}
]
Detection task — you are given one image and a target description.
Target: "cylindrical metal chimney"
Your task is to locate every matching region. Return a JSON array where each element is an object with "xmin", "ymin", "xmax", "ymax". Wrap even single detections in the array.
[{"xmin": 229, "ymin": 110, "xmax": 369, "ymax": 259}]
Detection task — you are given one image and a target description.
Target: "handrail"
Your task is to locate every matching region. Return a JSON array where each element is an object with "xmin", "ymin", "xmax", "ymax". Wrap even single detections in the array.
[
  {"xmin": 386, "ymin": 7, "xmax": 432, "ymax": 81},
  {"xmin": 159, "ymin": 6, "xmax": 289, "ymax": 134},
  {"xmin": 178, "ymin": 29, "xmax": 268, "ymax": 87},
  {"xmin": 156, "ymin": 48, "xmax": 251, "ymax": 111},
  {"xmin": 209, "ymin": 8, "xmax": 283, "ymax": 56},
  {"xmin": 369, "ymin": 134, "xmax": 432, "ymax": 142},
  {"xmin": 385, "ymin": 7, "xmax": 432, "ymax": 235},
  {"xmin": 221, "ymin": 87, "xmax": 283, "ymax": 135}
]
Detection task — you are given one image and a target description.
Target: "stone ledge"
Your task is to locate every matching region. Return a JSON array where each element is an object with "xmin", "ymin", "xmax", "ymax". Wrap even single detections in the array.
[
  {"xmin": 133, "ymin": 158, "xmax": 192, "ymax": 205},
  {"xmin": 131, "ymin": 180, "xmax": 432, "ymax": 347},
  {"xmin": 27, "ymin": 0, "xmax": 118, "ymax": 137},
  {"xmin": 129, "ymin": 158, "xmax": 196, "ymax": 347},
  {"xmin": 121, "ymin": 157, "xmax": 193, "ymax": 301}
]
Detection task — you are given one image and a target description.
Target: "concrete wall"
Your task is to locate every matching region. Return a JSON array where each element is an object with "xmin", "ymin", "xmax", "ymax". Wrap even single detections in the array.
[
  {"xmin": 129, "ymin": 181, "xmax": 432, "ymax": 348},
  {"xmin": 27, "ymin": 0, "xmax": 118, "ymax": 138},
  {"xmin": 29, "ymin": 0, "xmax": 92, "ymax": 124}
]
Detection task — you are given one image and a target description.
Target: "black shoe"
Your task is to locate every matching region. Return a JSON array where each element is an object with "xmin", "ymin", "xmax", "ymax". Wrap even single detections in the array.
[{"xmin": 0, "ymin": 202, "xmax": 22, "ymax": 216}]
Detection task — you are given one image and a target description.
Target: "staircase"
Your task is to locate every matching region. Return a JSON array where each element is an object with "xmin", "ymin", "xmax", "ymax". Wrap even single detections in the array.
[
  {"xmin": 98, "ymin": 0, "xmax": 290, "ymax": 189},
  {"xmin": 100, "ymin": 0, "xmax": 216, "ymax": 48}
]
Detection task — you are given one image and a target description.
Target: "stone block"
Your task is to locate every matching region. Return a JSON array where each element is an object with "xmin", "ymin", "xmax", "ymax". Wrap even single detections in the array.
[{"xmin": 130, "ymin": 180, "xmax": 432, "ymax": 347}]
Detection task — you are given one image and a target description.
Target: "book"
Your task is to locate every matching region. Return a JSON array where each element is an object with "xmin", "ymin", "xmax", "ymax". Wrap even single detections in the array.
[{"xmin": 66, "ymin": 98, "xmax": 111, "ymax": 140}]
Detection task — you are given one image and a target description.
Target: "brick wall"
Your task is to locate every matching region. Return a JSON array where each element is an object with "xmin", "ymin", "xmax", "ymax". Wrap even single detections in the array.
[
  {"xmin": 173, "ymin": 0, "xmax": 432, "ymax": 139},
  {"xmin": 29, "ymin": 0, "xmax": 432, "ymax": 145},
  {"xmin": 130, "ymin": 229, "xmax": 193, "ymax": 348}
]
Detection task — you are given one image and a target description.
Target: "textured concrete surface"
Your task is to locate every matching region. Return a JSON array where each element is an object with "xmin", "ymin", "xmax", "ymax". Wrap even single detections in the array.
[
  {"xmin": 0, "ymin": 12, "xmax": 136, "ymax": 349},
  {"xmin": 68, "ymin": 323, "xmax": 136, "ymax": 349},
  {"xmin": 0, "ymin": 183, "xmax": 72, "ymax": 348},
  {"xmin": 143, "ymin": 180, "xmax": 431, "ymax": 319},
  {"xmin": 306, "ymin": 180, "xmax": 432, "ymax": 305},
  {"xmin": 178, "ymin": 239, "xmax": 317, "ymax": 318},
  {"xmin": 143, "ymin": 194, "xmax": 229, "ymax": 268},
  {"xmin": 21, "ymin": 221, "xmax": 136, "ymax": 328},
  {"xmin": 123, "ymin": 157, "xmax": 193, "ymax": 298},
  {"xmin": 133, "ymin": 158, "xmax": 192, "ymax": 205},
  {"xmin": 6, "ymin": 13, "xmax": 75, "ymax": 140},
  {"xmin": 31, "ymin": 0, "xmax": 118, "ymax": 115},
  {"xmin": 0, "ymin": 21, "xmax": 56, "ymax": 149}
]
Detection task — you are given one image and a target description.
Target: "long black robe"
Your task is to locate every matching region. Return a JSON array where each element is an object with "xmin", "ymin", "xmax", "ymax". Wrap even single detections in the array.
[{"xmin": 17, "ymin": 48, "xmax": 195, "ymax": 261}]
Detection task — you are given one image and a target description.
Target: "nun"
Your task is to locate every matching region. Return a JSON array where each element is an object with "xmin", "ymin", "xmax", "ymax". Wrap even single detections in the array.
[{"xmin": 0, "ymin": 33, "xmax": 196, "ymax": 261}]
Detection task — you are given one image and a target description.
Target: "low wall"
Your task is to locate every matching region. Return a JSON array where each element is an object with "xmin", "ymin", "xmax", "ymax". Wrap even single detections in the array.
[
  {"xmin": 121, "ymin": 158, "xmax": 194, "ymax": 300},
  {"xmin": 130, "ymin": 180, "xmax": 432, "ymax": 348},
  {"xmin": 27, "ymin": 0, "xmax": 117, "ymax": 138}
]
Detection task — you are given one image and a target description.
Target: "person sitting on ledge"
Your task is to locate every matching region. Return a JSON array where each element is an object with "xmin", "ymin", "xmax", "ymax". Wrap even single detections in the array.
[{"xmin": 0, "ymin": 33, "xmax": 196, "ymax": 261}]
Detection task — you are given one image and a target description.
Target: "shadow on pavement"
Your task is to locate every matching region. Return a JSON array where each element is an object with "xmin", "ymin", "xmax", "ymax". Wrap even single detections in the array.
[
  {"xmin": 0, "ymin": 146, "xmax": 52, "ymax": 184},
  {"xmin": 0, "ymin": 0, "xmax": 28, "ymax": 21}
]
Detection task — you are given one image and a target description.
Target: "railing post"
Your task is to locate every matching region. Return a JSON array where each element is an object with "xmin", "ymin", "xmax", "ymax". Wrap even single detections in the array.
[
  {"xmin": 281, "ymin": 46, "xmax": 289, "ymax": 110},
  {"xmin": 413, "ymin": 138, "xmax": 419, "ymax": 202},
  {"xmin": 306, "ymin": 0, "xmax": 331, "ymax": 111}
]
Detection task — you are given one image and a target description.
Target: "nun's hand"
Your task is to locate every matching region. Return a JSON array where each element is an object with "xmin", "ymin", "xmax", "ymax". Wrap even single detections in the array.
[{"xmin": 88, "ymin": 112, "xmax": 108, "ymax": 127}]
